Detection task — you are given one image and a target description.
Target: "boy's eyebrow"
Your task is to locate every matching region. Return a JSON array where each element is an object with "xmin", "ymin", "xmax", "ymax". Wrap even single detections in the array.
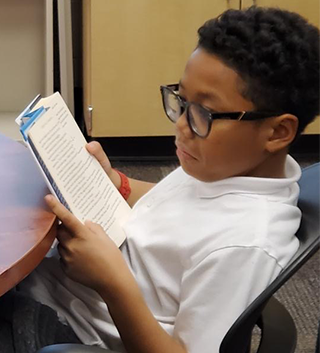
[{"xmin": 178, "ymin": 81, "xmax": 220, "ymax": 102}]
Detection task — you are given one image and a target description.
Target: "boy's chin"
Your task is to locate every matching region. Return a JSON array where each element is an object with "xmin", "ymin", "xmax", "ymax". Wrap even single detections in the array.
[{"xmin": 180, "ymin": 163, "xmax": 219, "ymax": 183}]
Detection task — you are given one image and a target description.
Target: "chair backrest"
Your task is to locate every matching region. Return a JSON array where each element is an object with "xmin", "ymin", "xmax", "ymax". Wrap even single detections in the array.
[{"xmin": 219, "ymin": 162, "xmax": 320, "ymax": 353}]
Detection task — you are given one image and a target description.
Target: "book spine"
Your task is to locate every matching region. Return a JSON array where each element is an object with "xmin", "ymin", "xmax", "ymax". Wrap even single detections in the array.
[{"xmin": 28, "ymin": 138, "xmax": 71, "ymax": 212}]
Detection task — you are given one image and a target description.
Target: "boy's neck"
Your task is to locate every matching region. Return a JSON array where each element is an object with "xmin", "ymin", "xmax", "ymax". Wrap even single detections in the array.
[{"xmin": 249, "ymin": 151, "xmax": 288, "ymax": 179}]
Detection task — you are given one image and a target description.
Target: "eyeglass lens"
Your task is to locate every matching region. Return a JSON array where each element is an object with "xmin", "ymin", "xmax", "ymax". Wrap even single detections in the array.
[
  {"xmin": 188, "ymin": 104, "xmax": 210, "ymax": 137},
  {"xmin": 163, "ymin": 88, "xmax": 210, "ymax": 137},
  {"xmin": 163, "ymin": 89, "xmax": 182, "ymax": 122}
]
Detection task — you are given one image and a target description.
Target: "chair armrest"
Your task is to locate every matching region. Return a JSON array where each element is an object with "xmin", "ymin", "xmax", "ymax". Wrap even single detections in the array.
[
  {"xmin": 257, "ymin": 296, "xmax": 297, "ymax": 353},
  {"xmin": 37, "ymin": 343, "xmax": 119, "ymax": 353}
]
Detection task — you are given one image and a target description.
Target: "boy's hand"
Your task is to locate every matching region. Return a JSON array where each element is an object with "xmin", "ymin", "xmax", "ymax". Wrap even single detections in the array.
[
  {"xmin": 45, "ymin": 194, "xmax": 129, "ymax": 294},
  {"xmin": 86, "ymin": 141, "xmax": 121, "ymax": 189},
  {"xmin": 45, "ymin": 194, "xmax": 188, "ymax": 353}
]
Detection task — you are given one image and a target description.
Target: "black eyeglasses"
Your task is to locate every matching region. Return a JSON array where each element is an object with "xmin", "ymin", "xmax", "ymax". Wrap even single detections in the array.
[{"xmin": 160, "ymin": 83, "xmax": 283, "ymax": 138}]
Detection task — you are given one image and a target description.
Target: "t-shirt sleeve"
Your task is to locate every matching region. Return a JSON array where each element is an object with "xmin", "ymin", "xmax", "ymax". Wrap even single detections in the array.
[{"xmin": 172, "ymin": 246, "xmax": 282, "ymax": 353}]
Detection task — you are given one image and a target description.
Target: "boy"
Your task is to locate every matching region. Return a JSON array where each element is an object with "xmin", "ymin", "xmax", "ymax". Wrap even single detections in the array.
[{"xmin": 2, "ymin": 6, "xmax": 320, "ymax": 353}]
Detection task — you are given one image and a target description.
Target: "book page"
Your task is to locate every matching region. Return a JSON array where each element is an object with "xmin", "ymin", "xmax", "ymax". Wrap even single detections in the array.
[{"xmin": 28, "ymin": 92, "xmax": 131, "ymax": 247}]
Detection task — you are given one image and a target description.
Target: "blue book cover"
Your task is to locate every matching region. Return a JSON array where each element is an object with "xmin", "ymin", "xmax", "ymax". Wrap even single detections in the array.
[
  {"xmin": 15, "ymin": 94, "xmax": 46, "ymax": 141},
  {"xmin": 15, "ymin": 94, "xmax": 71, "ymax": 211}
]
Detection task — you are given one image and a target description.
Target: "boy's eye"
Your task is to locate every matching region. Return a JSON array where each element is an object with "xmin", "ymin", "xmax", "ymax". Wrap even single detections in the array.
[{"xmin": 178, "ymin": 93, "xmax": 216, "ymax": 113}]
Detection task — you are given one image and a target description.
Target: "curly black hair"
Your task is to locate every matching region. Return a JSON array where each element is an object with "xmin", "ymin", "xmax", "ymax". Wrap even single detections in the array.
[{"xmin": 197, "ymin": 6, "xmax": 319, "ymax": 135}]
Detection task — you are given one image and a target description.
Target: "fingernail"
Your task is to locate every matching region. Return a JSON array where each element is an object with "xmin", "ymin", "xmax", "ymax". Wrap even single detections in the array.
[{"xmin": 45, "ymin": 195, "xmax": 54, "ymax": 203}]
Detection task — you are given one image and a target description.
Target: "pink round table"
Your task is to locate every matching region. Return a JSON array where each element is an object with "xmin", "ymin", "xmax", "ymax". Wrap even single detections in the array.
[{"xmin": 0, "ymin": 133, "xmax": 57, "ymax": 296}]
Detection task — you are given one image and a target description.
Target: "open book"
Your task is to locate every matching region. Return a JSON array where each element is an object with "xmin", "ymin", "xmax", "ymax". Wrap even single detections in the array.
[{"xmin": 15, "ymin": 92, "xmax": 131, "ymax": 247}]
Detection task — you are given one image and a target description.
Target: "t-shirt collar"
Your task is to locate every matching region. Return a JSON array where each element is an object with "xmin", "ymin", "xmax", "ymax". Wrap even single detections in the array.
[{"xmin": 196, "ymin": 155, "xmax": 301, "ymax": 199}]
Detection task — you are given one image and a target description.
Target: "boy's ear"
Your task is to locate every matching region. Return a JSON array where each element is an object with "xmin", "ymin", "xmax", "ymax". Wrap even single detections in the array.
[{"xmin": 265, "ymin": 114, "xmax": 299, "ymax": 153}]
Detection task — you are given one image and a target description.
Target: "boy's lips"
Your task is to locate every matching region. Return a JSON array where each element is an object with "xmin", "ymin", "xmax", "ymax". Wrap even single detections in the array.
[{"xmin": 175, "ymin": 142, "xmax": 197, "ymax": 160}]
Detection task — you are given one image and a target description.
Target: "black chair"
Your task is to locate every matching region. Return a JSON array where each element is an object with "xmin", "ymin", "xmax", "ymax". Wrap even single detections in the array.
[
  {"xmin": 38, "ymin": 163, "xmax": 320, "ymax": 353},
  {"xmin": 220, "ymin": 162, "xmax": 320, "ymax": 353},
  {"xmin": 316, "ymin": 321, "xmax": 320, "ymax": 353}
]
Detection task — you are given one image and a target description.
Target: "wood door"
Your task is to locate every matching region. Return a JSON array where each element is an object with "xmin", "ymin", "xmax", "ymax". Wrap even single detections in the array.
[
  {"xmin": 241, "ymin": 0, "xmax": 320, "ymax": 134},
  {"xmin": 83, "ymin": 0, "xmax": 239, "ymax": 137}
]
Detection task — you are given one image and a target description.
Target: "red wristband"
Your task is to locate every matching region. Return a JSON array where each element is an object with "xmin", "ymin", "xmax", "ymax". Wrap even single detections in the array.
[{"xmin": 114, "ymin": 169, "xmax": 131, "ymax": 200}]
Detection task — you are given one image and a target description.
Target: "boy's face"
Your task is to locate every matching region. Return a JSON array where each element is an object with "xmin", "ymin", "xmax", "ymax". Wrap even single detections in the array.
[{"xmin": 176, "ymin": 48, "xmax": 272, "ymax": 182}]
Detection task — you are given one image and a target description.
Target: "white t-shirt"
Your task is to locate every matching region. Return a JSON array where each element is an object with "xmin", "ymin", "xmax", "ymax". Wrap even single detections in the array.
[{"xmin": 21, "ymin": 155, "xmax": 302, "ymax": 353}]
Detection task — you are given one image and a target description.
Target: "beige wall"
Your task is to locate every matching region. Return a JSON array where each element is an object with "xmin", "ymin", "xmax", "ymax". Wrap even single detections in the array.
[
  {"xmin": 84, "ymin": 0, "xmax": 320, "ymax": 136},
  {"xmin": 0, "ymin": 0, "xmax": 47, "ymax": 112},
  {"xmin": 83, "ymin": 0, "xmax": 237, "ymax": 137}
]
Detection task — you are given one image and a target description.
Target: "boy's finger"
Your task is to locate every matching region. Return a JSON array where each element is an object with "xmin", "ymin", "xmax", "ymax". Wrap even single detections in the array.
[
  {"xmin": 86, "ymin": 141, "xmax": 102, "ymax": 154},
  {"xmin": 45, "ymin": 195, "xmax": 83, "ymax": 235},
  {"xmin": 56, "ymin": 226, "xmax": 72, "ymax": 245},
  {"xmin": 84, "ymin": 220, "xmax": 104, "ymax": 234},
  {"xmin": 86, "ymin": 142, "xmax": 110, "ymax": 172}
]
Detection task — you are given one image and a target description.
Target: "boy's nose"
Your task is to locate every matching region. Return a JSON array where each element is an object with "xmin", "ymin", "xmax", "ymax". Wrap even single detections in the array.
[{"xmin": 175, "ymin": 111, "xmax": 194, "ymax": 139}]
